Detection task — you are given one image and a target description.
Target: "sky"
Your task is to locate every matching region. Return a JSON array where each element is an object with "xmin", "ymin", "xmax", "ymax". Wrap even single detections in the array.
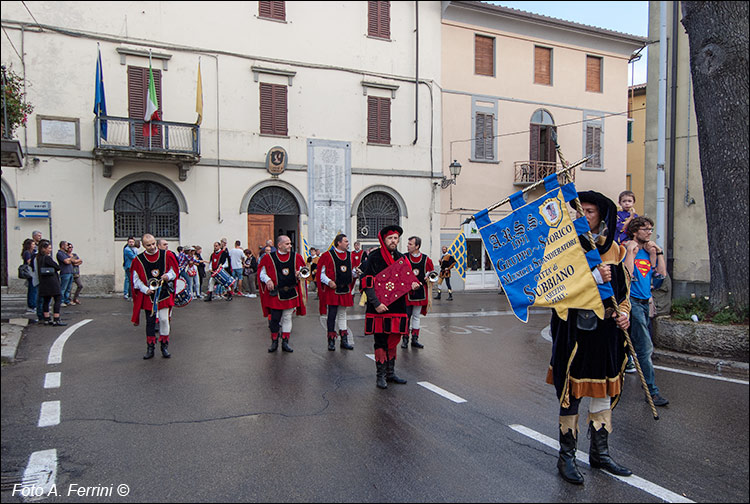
[{"xmin": 490, "ymin": 1, "xmax": 650, "ymax": 84}]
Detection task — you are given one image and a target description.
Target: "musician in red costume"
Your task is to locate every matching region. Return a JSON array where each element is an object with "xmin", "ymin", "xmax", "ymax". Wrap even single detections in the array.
[
  {"xmin": 257, "ymin": 235, "xmax": 307, "ymax": 353},
  {"xmin": 402, "ymin": 236, "xmax": 435, "ymax": 349},
  {"xmin": 131, "ymin": 234, "xmax": 179, "ymax": 359},
  {"xmin": 359, "ymin": 225, "xmax": 421, "ymax": 389},
  {"xmin": 317, "ymin": 234, "xmax": 357, "ymax": 351}
]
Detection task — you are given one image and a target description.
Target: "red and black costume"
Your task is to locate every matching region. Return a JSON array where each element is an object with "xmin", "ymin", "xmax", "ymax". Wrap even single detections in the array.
[
  {"xmin": 258, "ymin": 250, "xmax": 307, "ymax": 352},
  {"xmin": 317, "ymin": 247, "xmax": 356, "ymax": 350},
  {"xmin": 131, "ymin": 248, "xmax": 178, "ymax": 359},
  {"xmin": 403, "ymin": 251, "xmax": 434, "ymax": 349},
  {"xmin": 359, "ymin": 225, "xmax": 409, "ymax": 389}
]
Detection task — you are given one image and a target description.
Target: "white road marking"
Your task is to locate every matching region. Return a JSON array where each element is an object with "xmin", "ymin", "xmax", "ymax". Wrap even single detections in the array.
[
  {"xmin": 365, "ymin": 353, "xmax": 375, "ymax": 361},
  {"xmin": 38, "ymin": 401, "xmax": 60, "ymax": 428},
  {"xmin": 43, "ymin": 372, "xmax": 61, "ymax": 389},
  {"xmin": 509, "ymin": 424, "xmax": 694, "ymax": 503},
  {"xmin": 417, "ymin": 381, "xmax": 467, "ymax": 403},
  {"xmin": 47, "ymin": 319, "xmax": 92, "ymax": 365},
  {"xmin": 653, "ymin": 365, "xmax": 749, "ymax": 385},
  {"xmin": 21, "ymin": 449, "xmax": 57, "ymax": 501}
]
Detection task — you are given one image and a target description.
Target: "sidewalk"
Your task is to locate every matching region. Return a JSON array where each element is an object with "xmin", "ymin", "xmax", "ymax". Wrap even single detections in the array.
[{"xmin": 1, "ymin": 318, "xmax": 28, "ymax": 363}]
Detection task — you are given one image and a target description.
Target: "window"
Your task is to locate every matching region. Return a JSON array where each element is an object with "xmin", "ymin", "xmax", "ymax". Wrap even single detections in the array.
[
  {"xmin": 259, "ymin": 1, "xmax": 285, "ymax": 21},
  {"xmin": 475, "ymin": 35, "xmax": 495, "ymax": 76},
  {"xmin": 627, "ymin": 119, "xmax": 634, "ymax": 143},
  {"xmin": 114, "ymin": 181, "xmax": 179, "ymax": 239},
  {"xmin": 585, "ymin": 123, "xmax": 602, "ymax": 168},
  {"xmin": 260, "ymin": 83, "xmax": 288, "ymax": 136},
  {"xmin": 248, "ymin": 187, "xmax": 299, "ymax": 215},
  {"xmin": 357, "ymin": 192, "xmax": 399, "ymax": 240},
  {"xmin": 534, "ymin": 46, "xmax": 552, "ymax": 85},
  {"xmin": 586, "ymin": 55, "xmax": 602, "ymax": 93},
  {"xmin": 367, "ymin": 96, "xmax": 390, "ymax": 145},
  {"xmin": 127, "ymin": 66, "xmax": 162, "ymax": 147},
  {"xmin": 368, "ymin": 1, "xmax": 390, "ymax": 39},
  {"xmin": 474, "ymin": 113, "xmax": 494, "ymax": 160}
]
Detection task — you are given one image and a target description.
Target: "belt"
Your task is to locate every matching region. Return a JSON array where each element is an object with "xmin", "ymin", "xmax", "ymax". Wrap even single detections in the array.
[{"xmin": 631, "ymin": 297, "xmax": 650, "ymax": 305}]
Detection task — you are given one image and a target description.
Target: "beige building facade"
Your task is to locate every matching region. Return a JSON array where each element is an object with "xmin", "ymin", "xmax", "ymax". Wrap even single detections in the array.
[
  {"xmin": 627, "ymin": 84, "xmax": 647, "ymax": 215},
  {"xmin": 440, "ymin": 1, "xmax": 645, "ymax": 290},
  {"xmin": 1, "ymin": 1, "xmax": 443, "ymax": 293},
  {"xmin": 644, "ymin": 1, "xmax": 708, "ymax": 297}
]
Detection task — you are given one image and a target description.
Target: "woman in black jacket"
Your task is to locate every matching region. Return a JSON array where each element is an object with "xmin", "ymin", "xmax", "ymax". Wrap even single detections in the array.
[{"xmin": 36, "ymin": 240, "xmax": 67, "ymax": 326}]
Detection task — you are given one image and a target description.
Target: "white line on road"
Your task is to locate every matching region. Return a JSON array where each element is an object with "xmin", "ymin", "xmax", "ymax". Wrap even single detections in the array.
[
  {"xmin": 47, "ymin": 319, "xmax": 92, "ymax": 365},
  {"xmin": 365, "ymin": 353, "xmax": 375, "ymax": 361},
  {"xmin": 43, "ymin": 372, "xmax": 61, "ymax": 389},
  {"xmin": 509, "ymin": 424, "xmax": 694, "ymax": 503},
  {"xmin": 653, "ymin": 365, "xmax": 749, "ymax": 385},
  {"xmin": 38, "ymin": 401, "xmax": 60, "ymax": 428},
  {"xmin": 417, "ymin": 381, "xmax": 467, "ymax": 403},
  {"xmin": 21, "ymin": 449, "xmax": 57, "ymax": 501}
]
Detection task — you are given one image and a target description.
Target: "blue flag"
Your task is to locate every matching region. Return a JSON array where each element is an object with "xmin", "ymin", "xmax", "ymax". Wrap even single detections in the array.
[
  {"xmin": 93, "ymin": 46, "xmax": 107, "ymax": 140},
  {"xmin": 446, "ymin": 231, "xmax": 467, "ymax": 280}
]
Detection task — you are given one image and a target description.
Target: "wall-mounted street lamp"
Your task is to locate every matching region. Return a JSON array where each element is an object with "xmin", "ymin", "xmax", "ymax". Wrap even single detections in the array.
[{"xmin": 439, "ymin": 160, "xmax": 462, "ymax": 189}]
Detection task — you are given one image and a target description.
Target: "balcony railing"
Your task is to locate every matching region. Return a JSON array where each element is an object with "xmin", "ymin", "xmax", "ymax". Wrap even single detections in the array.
[
  {"xmin": 513, "ymin": 160, "xmax": 575, "ymax": 185},
  {"xmin": 94, "ymin": 116, "xmax": 200, "ymax": 155}
]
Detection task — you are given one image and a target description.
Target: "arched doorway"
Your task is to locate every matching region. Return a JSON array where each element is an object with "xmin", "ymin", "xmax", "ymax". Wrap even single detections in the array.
[
  {"xmin": 247, "ymin": 186, "xmax": 300, "ymax": 254},
  {"xmin": 113, "ymin": 181, "xmax": 180, "ymax": 239}
]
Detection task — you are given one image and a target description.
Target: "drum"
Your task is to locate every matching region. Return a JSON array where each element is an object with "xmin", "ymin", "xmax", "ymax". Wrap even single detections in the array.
[
  {"xmin": 174, "ymin": 278, "xmax": 192, "ymax": 307},
  {"xmin": 212, "ymin": 268, "xmax": 236, "ymax": 290}
]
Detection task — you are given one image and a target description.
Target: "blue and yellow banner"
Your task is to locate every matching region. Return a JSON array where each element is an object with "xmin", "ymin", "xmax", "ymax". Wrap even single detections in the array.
[
  {"xmin": 446, "ymin": 231, "xmax": 467, "ymax": 280},
  {"xmin": 473, "ymin": 174, "xmax": 611, "ymax": 322}
]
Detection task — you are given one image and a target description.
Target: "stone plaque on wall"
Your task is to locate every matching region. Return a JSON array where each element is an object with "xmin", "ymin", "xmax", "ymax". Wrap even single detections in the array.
[{"xmin": 307, "ymin": 139, "xmax": 351, "ymax": 249}]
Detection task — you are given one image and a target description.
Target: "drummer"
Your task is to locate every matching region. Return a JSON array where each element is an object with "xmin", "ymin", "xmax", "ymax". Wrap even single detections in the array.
[{"xmin": 204, "ymin": 241, "xmax": 230, "ymax": 302}]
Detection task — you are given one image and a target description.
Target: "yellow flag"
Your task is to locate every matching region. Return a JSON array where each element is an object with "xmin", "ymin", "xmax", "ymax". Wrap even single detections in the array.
[{"xmin": 195, "ymin": 61, "xmax": 203, "ymax": 125}]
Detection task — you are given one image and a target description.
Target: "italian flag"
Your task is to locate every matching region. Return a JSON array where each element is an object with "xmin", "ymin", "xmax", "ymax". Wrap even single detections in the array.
[{"xmin": 143, "ymin": 60, "xmax": 160, "ymax": 137}]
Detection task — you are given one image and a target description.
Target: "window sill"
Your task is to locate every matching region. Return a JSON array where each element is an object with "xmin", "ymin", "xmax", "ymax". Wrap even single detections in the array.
[
  {"xmin": 366, "ymin": 35, "xmax": 391, "ymax": 42},
  {"xmin": 258, "ymin": 16, "xmax": 287, "ymax": 23},
  {"xmin": 367, "ymin": 142, "xmax": 392, "ymax": 147},
  {"xmin": 580, "ymin": 166, "xmax": 605, "ymax": 171},
  {"xmin": 260, "ymin": 133, "xmax": 290, "ymax": 139},
  {"xmin": 469, "ymin": 158, "xmax": 499, "ymax": 164}
]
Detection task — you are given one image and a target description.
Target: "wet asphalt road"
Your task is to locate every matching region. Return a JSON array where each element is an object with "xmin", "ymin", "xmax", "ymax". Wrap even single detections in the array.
[{"xmin": 1, "ymin": 292, "xmax": 748, "ymax": 502}]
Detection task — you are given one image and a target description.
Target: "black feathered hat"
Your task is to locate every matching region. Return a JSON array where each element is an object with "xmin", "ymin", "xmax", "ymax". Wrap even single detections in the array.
[{"xmin": 572, "ymin": 191, "xmax": 617, "ymax": 253}]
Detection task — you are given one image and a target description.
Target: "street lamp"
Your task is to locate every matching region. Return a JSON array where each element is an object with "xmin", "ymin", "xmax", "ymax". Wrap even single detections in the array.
[{"xmin": 439, "ymin": 160, "xmax": 462, "ymax": 189}]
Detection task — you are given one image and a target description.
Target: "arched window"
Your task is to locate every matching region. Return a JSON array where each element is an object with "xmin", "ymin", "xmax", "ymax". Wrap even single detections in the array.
[
  {"xmin": 114, "ymin": 181, "xmax": 179, "ymax": 239},
  {"xmin": 531, "ymin": 109, "xmax": 555, "ymax": 125},
  {"xmin": 357, "ymin": 192, "xmax": 399, "ymax": 240},
  {"xmin": 248, "ymin": 186, "xmax": 299, "ymax": 215}
]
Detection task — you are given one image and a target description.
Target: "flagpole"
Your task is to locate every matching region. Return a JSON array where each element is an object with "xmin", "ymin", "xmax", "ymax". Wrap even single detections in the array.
[
  {"xmin": 95, "ymin": 43, "xmax": 100, "ymax": 142},
  {"xmin": 148, "ymin": 49, "xmax": 152, "ymax": 152}
]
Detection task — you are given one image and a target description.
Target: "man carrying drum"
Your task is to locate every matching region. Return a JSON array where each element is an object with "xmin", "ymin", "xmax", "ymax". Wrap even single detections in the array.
[
  {"xmin": 402, "ymin": 236, "xmax": 435, "ymax": 350},
  {"xmin": 204, "ymin": 241, "xmax": 232, "ymax": 302},
  {"xmin": 258, "ymin": 235, "xmax": 307, "ymax": 353},
  {"xmin": 130, "ymin": 233, "xmax": 179, "ymax": 359}
]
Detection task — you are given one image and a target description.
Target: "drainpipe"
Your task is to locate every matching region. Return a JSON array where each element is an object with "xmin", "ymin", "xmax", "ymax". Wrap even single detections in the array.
[
  {"xmin": 667, "ymin": 0, "xmax": 679, "ymax": 278},
  {"xmin": 413, "ymin": 1, "xmax": 419, "ymax": 145},
  {"xmin": 655, "ymin": 1, "xmax": 667, "ymax": 251}
]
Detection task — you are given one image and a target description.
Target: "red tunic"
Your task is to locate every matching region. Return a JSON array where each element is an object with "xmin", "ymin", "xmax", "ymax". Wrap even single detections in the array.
[
  {"xmin": 130, "ymin": 249, "xmax": 178, "ymax": 325},
  {"xmin": 405, "ymin": 253, "xmax": 434, "ymax": 315},
  {"xmin": 351, "ymin": 249, "xmax": 365, "ymax": 269},
  {"xmin": 258, "ymin": 251, "xmax": 307, "ymax": 317},
  {"xmin": 316, "ymin": 248, "xmax": 355, "ymax": 314}
]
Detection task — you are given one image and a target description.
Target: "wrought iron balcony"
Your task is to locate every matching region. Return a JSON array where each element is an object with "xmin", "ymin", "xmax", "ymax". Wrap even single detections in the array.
[
  {"xmin": 513, "ymin": 160, "xmax": 574, "ymax": 185},
  {"xmin": 93, "ymin": 116, "xmax": 200, "ymax": 180}
]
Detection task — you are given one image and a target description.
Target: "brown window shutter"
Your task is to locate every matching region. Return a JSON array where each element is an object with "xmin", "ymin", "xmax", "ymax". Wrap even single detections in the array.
[
  {"xmin": 475, "ymin": 35, "xmax": 494, "ymax": 76},
  {"xmin": 474, "ymin": 114, "xmax": 485, "ymax": 159},
  {"xmin": 259, "ymin": 1, "xmax": 285, "ymax": 20},
  {"xmin": 368, "ymin": 2, "xmax": 379, "ymax": 37},
  {"xmin": 274, "ymin": 1, "xmax": 286, "ymax": 21},
  {"xmin": 529, "ymin": 124, "xmax": 540, "ymax": 161},
  {"xmin": 534, "ymin": 46, "xmax": 551, "ymax": 85},
  {"xmin": 260, "ymin": 83, "xmax": 274, "ymax": 135},
  {"xmin": 128, "ymin": 66, "xmax": 162, "ymax": 147},
  {"xmin": 259, "ymin": 1, "xmax": 272, "ymax": 18},
  {"xmin": 368, "ymin": 1, "xmax": 390, "ymax": 39},
  {"xmin": 380, "ymin": 97, "xmax": 390, "ymax": 144},
  {"xmin": 367, "ymin": 96, "xmax": 389, "ymax": 144},
  {"xmin": 585, "ymin": 124, "xmax": 601, "ymax": 167},
  {"xmin": 367, "ymin": 96, "xmax": 378, "ymax": 143},
  {"xmin": 484, "ymin": 115, "xmax": 494, "ymax": 159},
  {"xmin": 379, "ymin": 1, "xmax": 390, "ymax": 39},
  {"xmin": 547, "ymin": 126, "xmax": 557, "ymax": 163},
  {"xmin": 275, "ymin": 84, "xmax": 288, "ymax": 136},
  {"xmin": 586, "ymin": 55, "xmax": 602, "ymax": 92}
]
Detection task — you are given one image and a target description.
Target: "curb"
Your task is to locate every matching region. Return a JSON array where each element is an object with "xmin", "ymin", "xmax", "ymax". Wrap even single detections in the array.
[
  {"xmin": 653, "ymin": 348, "xmax": 749, "ymax": 381},
  {"xmin": 1, "ymin": 319, "xmax": 29, "ymax": 363}
]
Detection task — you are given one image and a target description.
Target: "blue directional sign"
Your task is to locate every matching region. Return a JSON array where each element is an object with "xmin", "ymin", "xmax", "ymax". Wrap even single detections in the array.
[{"xmin": 18, "ymin": 201, "xmax": 51, "ymax": 219}]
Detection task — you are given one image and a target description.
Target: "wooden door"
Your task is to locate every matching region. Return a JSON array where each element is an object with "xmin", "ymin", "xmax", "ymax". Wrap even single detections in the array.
[{"xmin": 247, "ymin": 214, "xmax": 275, "ymax": 256}]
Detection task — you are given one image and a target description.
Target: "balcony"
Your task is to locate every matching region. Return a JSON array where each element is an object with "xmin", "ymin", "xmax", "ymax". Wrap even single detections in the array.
[
  {"xmin": 93, "ymin": 116, "xmax": 200, "ymax": 180},
  {"xmin": 513, "ymin": 160, "xmax": 575, "ymax": 186}
]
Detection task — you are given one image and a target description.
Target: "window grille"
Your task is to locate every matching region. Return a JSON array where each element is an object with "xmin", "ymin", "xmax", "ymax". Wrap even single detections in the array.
[
  {"xmin": 248, "ymin": 187, "xmax": 299, "ymax": 215},
  {"xmin": 357, "ymin": 192, "xmax": 399, "ymax": 239},
  {"xmin": 114, "ymin": 182, "xmax": 179, "ymax": 239}
]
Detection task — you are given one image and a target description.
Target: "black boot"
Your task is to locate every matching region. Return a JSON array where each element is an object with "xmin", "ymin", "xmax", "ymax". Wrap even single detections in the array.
[
  {"xmin": 386, "ymin": 358, "xmax": 407, "ymax": 384},
  {"xmin": 448, "ymin": 292, "xmax": 453, "ymax": 301},
  {"xmin": 435, "ymin": 291, "xmax": 441, "ymax": 300},
  {"xmin": 588, "ymin": 413, "xmax": 632, "ymax": 476},
  {"xmin": 143, "ymin": 343, "xmax": 155, "ymax": 360},
  {"xmin": 268, "ymin": 338, "xmax": 279, "ymax": 353},
  {"xmin": 160, "ymin": 342, "xmax": 171, "ymax": 358},
  {"xmin": 376, "ymin": 361, "xmax": 388, "ymax": 389},
  {"xmin": 281, "ymin": 338, "xmax": 293, "ymax": 353},
  {"xmin": 401, "ymin": 335, "xmax": 409, "ymax": 349},
  {"xmin": 411, "ymin": 332, "xmax": 424, "ymax": 349},
  {"xmin": 52, "ymin": 318, "xmax": 67, "ymax": 326},
  {"xmin": 203, "ymin": 291, "xmax": 213, "ymax": 302},
  {"xmin": 557, "ymin": 416, "xmax": 584, "ymax": 485},
  {"xmin": 327, "ymin": 332, "xmax": 336, "ymax": 351},
  {"xmin": 339, "ymin": 330, "xmax": 354, "ymax": 350}
]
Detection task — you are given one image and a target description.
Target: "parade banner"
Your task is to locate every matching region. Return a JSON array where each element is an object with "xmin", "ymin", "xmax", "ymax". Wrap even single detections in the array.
[
  {"xmin": 473, "ymin": 174, "xmax": 611, "ymax": 323},
  {"xmin": 446, "ymin": 231, "xmax": 467, "ymax": 280}
]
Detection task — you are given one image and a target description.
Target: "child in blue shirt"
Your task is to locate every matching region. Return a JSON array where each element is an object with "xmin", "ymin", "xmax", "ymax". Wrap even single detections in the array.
[{"xmin": 615, "ymin": 190, "xmax": 637, "ymax": 245}]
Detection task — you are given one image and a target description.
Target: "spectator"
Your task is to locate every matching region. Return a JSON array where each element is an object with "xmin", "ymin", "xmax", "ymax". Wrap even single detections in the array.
[
  {"xmin": 36, "ymin": 239, "xmax": 66, "ymax": 326},
  {"xmin": 615, "ymin": 191, "xmax": 638, "ymax": 245},
  {"xmin": 123, "ymin": 236, "xmax": 138, "ymax": 300},
  {"xmin": 229, "ymin": 240, "xmax": 245, "ymax": 296},
  {"xmin": 194, "ymin": 245, "xmax": 206, "ymax": 297},
  {"xmin": 68, "ymin": 242, "xmax": 84, "ymax": 305},
  {"xmin": 177, "ymin": 245, "xmax": 189, "ymax": 282},
  {"xmin": 21, "ymin": 238, "xmax": 37, "ymax": 314},
  {"xmin": 31, "ymin": 231, "xmax": 44, "ymax": 323},
  {"xmin": 185, "ymin": 247, "xmax": 200, "ymax": 299},
  {"xmin": 624, "ymin": 216, "xmax": 669, "ymax": 407},
  {"xmin": 57, "ymin": 241, "xmax": 74, "ymax": 307},
  {"xmin": 242, "ymin": 248, "xmax": 258, "ymax": 298}
]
